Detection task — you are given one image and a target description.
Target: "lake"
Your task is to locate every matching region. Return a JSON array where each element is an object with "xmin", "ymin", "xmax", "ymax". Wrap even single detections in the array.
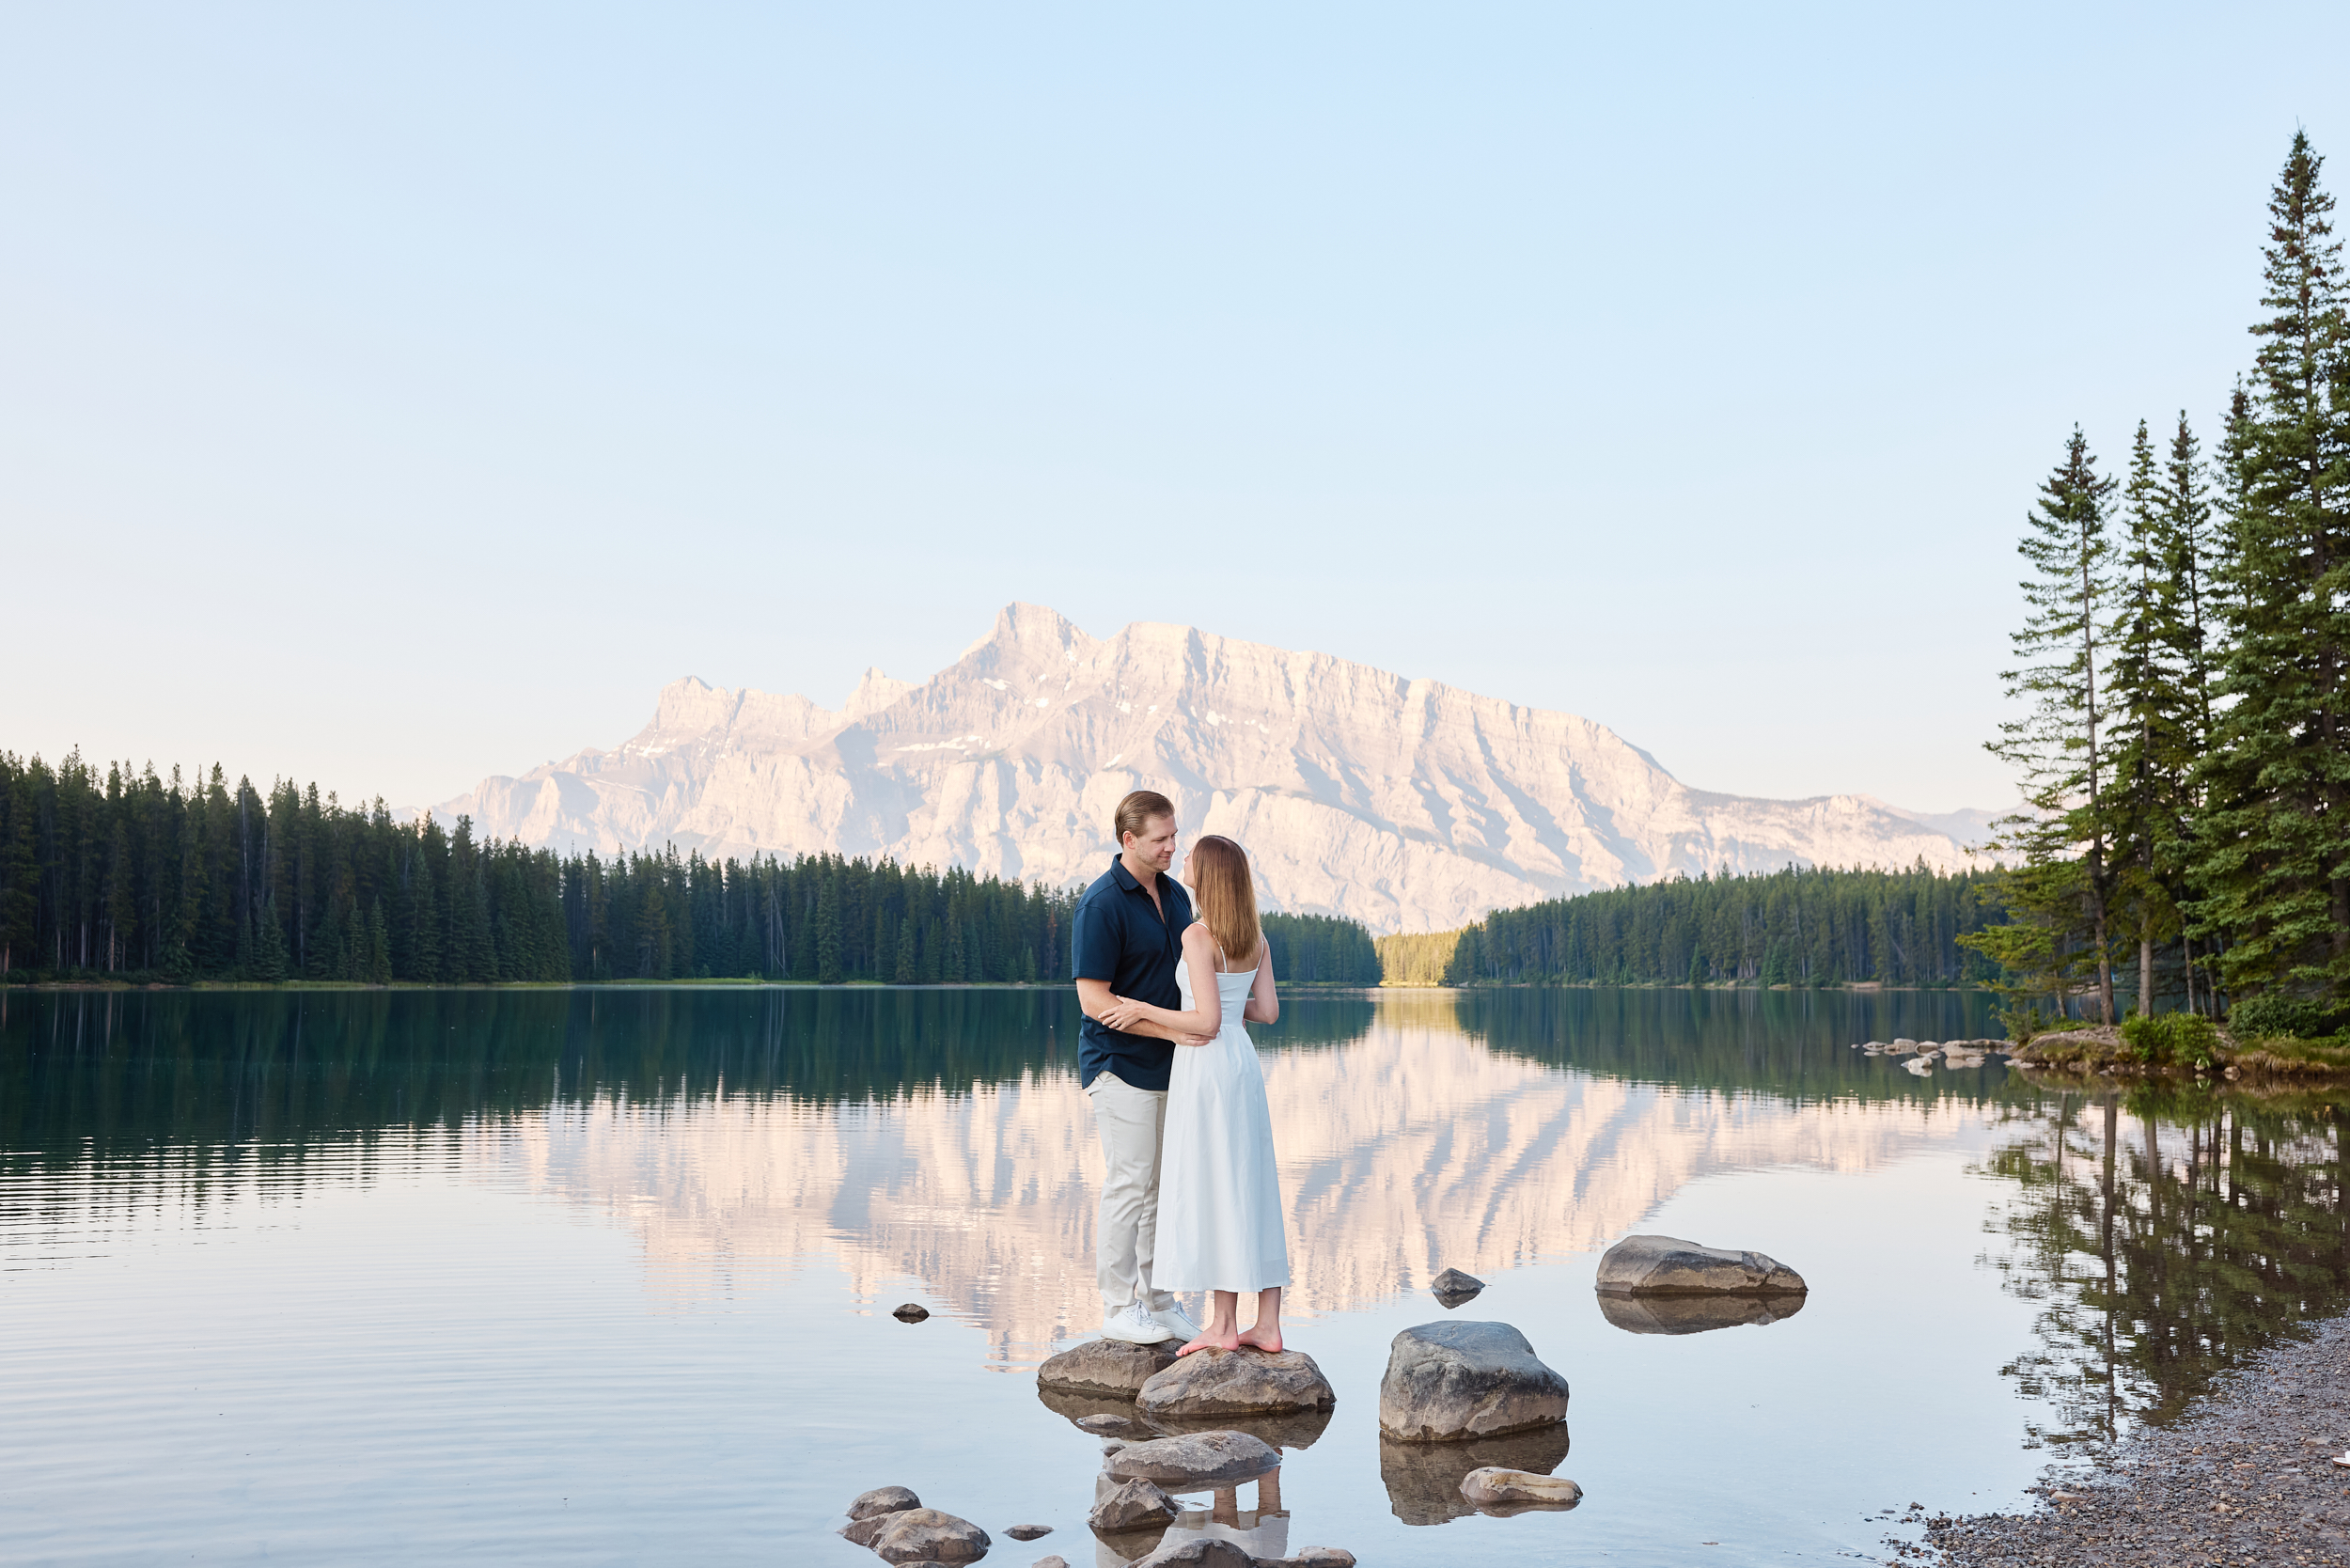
[{"xmin": 5, "ymin": 986, "xmax": 2344, "ymax": 1566}]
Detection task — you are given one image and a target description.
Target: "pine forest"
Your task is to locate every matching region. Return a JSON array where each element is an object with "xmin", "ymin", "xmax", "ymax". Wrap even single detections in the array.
[
  {"xmin": 1977, "ymin": 132, "xmax": 2350, "ymax": 1027},
  {"xmin": 1374, "ymin": 864, "xmax": 2007, "ymax": 990}
]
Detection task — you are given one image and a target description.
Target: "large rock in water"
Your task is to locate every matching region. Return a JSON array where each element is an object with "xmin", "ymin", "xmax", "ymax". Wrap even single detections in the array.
[
  {"xmin": 1104, "ymin": 1430, "xmax": 1282, "ymax": 1488},
  {"xmin": 1594, "ymin": 1234, "xmax": 1807, "ymax": 1296},
  {"xmin": 863, "ymin": 1507, "xmax": 992, "ymax": 1565},
  {"xmin": 1089, "ymin": 1478, "xmax": 1178, "ymax": 1533},
  {"xmin": 1136, "ymin": 1348, "xmax": 1335, "ymax": 1419},
  {"xmin": 1377, "ymin": 1322, "xmax": 1570, "ymax": 1442},
  {"xmin": 1596, "ymin": 1291, "xmax": 1808, "ymax": 1336},
  {"xmin": 1035, "ymin": 1337, "xmax": 1179, "ymax": 1398}
]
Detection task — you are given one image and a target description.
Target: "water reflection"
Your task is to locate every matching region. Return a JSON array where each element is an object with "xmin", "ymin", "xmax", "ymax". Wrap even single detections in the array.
[
  {"xmin": 1594, "ymin": 1292, "xmax": 1808, "ymax": 1335},
  {"xmin": 7, "ymin": 985, "xmax": 2347, "ymax": 1439},
  {"xmin": 1982, "ymin": 1082, "xmax": 2350, "ymax": 1443},
  {"xmin": 1378, "ymin": 1427, "xmax": 1575, "ymax": 1525}
]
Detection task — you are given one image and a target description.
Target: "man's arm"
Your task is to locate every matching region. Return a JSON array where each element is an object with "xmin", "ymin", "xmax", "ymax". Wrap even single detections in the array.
[{"xmin": 1076, "ymin": 978, "xmax": 1210, "ymax": 1045}]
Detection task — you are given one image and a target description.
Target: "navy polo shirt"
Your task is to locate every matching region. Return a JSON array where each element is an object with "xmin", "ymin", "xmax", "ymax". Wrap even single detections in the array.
[{"xmin": 1072, "ymin": 855, "xmax": 1194, "ymax": 1091}]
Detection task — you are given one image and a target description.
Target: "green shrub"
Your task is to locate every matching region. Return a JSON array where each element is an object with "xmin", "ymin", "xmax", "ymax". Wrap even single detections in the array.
[
  {"xmin": 2227, "ymin": 995, "xmax": 2337, "ymax": 1040},
  {"xmin": 1995, "ymin": 1003, "xmax": 2048, "ymax": 1045},
  {"xmin": 2121, "ymin": 1011, "xmax": 2223, "ymax": 1069}
]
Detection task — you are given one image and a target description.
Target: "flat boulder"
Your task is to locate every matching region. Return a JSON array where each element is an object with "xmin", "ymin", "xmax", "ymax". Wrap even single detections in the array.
[
  {"xmin": 1104, "ymin": 1430, "xmax": 1282, "ymax": 1489},
  {"xmin": 866, "ymin": 1508, "xmax": 992, "ymax": 1565},
  {"xmin": 1594, "ymin": 1234, "xmax": 1807, "ymax": 1296},
  {"xmin": 1089, "ymin": 1478, "xmax": 1178, "ymax": 1533},
  {"xmin": 1461, "ymin": 1466, "xmax": 1583, "ymax": 1510},
  {"xmin": 1136, "ymin": 1348, "xmax": 1334, "ymax": 1419},
  {"xmin": 1036, "ymin": 1338, "xmax": 1179, "ymax": 1399},
  {"xmin": 1377, "ymin": 1321, "xmax": 1569, "ymax": 1442}
]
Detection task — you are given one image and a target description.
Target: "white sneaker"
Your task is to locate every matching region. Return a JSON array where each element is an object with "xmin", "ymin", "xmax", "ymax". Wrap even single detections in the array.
[
  {"xmin": 1152, "ymin": 1302, "xmax": 1202, "ymax": 1342},
  {"xmin": 1100, "ymin": 1303, "xmax": 1173, "ymax": 1344}
]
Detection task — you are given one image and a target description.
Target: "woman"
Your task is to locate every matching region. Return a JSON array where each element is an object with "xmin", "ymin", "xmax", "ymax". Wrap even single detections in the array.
[{"xmin": 1098, "ymin": 834, "xmax": 1289, "ymax": 1356}]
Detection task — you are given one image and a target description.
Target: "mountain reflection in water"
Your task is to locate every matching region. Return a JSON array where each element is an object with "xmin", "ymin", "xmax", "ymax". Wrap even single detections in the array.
[{"xmin": 4, "ymin": 985, "xmax": 2345, "ymax": 1435}]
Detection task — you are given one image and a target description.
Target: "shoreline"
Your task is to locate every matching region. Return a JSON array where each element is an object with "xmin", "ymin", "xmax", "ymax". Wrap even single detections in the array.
[{"xmin": 1924, "ymin": 1312, "xmax": 2350, "ymax": 1566}]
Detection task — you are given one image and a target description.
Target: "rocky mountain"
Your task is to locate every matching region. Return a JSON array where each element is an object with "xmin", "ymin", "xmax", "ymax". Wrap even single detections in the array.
[{"xmin": 435, "ymin": 603, "xmax": 1994, "ymax": 933}]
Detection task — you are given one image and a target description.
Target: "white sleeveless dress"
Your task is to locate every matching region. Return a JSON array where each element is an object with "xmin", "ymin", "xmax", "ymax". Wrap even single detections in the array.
[{"xmin": 1156, "ymin": 959, "xmax": 1291, "ymax": 1294}]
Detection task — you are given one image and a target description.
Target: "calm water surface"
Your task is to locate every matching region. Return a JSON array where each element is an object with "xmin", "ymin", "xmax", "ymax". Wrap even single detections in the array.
[{"xmin": 4, "ymin": 987, "xmax": 2344, "ymax": 1565}]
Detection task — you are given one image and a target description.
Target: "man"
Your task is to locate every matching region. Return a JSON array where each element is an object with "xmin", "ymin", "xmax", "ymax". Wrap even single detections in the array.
[{"xmin": 1072, "ymin": 789, "xmax": 1208, "ymax": 1345}]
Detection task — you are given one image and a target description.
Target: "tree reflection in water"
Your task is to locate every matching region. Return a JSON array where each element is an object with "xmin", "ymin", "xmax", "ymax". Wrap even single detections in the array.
[{"xmin": 1982, "ymin": 1084, "xmax": 2350, "ymax": 1446}]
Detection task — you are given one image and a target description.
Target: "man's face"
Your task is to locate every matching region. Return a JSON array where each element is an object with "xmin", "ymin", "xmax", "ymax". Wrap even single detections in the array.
[{"xmin": 1122, "ymin": 814, "xmax": 1178, "ymax": 875}]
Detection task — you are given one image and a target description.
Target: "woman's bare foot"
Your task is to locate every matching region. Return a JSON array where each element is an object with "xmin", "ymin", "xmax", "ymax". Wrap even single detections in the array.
[
  {"xmin": 1236, "ymin": 1325, "xmax": 1283, "ymax": 1353},
  {"xmin": 1180, "ymin": 1331, "xmax": 1240, "ymax": 1356}
]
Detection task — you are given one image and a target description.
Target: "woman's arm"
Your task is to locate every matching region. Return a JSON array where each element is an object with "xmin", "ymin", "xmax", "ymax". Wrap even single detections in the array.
[
  {"xmin": 1096, "ymin": 925, "xmax": 1223, "ymax": 1040},
  {"xmin": 1242, "ymin": 938, "xmax": 1278, "ymax": 1025}
]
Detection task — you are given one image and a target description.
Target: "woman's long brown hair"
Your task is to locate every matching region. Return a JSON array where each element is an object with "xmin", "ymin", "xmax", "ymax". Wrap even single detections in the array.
[{"xmin": 1185, "ymin": 835, "xmax": 1261, "ymax": 969}]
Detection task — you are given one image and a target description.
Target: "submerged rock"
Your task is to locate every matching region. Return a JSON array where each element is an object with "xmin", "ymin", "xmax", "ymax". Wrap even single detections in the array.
[
  {"xmin": 849, "ymin": 1485, "xmax": 922, "ymax": 1520},
  {"xmin": 1036, "ymin": 1338, "xmax": 1180, "ymax": 1398},
  {"xmin": 1104, "ymin": 1429, "xmax": 1282, "ymax": 1488},
  {"xmin": 1594, "ymin": 1234, "xmax": 1807, "ymax": 1296},
  {"xmin": 1089, "ymin": 1478, "xmax": 1179, "ymax": 1533},
  {"xmin": 1379, "ymin": 1424, "xmax": 1574, "ymax": 1524},
  {"xmin": 1004, "ymin": 1524, "xmax": 1052, "ymax": 1541},
  {"xmin": 865, "ymin": 1508, "xmax": 992, "ymax": 1565},
  {"xmin": 1597, "ymin": 1291, "xmax": 1807, "ymax": 1335},
  {"xmin": 1136, "ymin": 1348, "xmax": 1334, "ymax": 1419},
  {"xmin": 893, "ymin": 1303, "xmax": 931, "ymax": 1323},
  {"xmin": 1377, "ymin": 1321, "xmax": 1570, "ymax": 1442},
  {"xmin": 1073, "ymin": 1412, "xmax": 1147, "ymax": 1437},
  {"xmin": 1128, "ymin": 1539, "xmax": 1255, "ymax": 1568},
  {"xmin": 1261, "ymin": 1554, "xmax": 1356, "ymax": 1568},
  {"xmin": 1461, "ymin": 1466, "xmax": 1583, "ymax": 1509}
]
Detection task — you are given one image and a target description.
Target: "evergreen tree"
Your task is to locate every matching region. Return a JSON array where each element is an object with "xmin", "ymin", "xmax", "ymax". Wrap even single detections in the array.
[
  {"xmin": 2195, "ymin": 132, "xmax": 2350, "ymax": 1002},
  {"xmin": 816, "ymin": 871, "xmax": 843, "ymax": 984},
  {"xmin": 2108, "ymin": 418, "xmax": 2199, "ymax": 1011},
  {"xmin": 366, "ymin": 900, "xmax": 393, "ymax": 984},
  {"xmin": 895, "ymin": 915, "xmax": 918, "ymax": 983},
  {"xmin": 1981, "ymin": 428, "xmax": 2122, "ymax": 1022}
]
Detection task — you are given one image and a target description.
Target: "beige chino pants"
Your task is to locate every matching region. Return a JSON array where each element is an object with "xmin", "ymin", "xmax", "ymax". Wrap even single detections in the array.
[{"xmin": 1089, "ymin": 1070, "xmax": 1176, "ymax": 1315}]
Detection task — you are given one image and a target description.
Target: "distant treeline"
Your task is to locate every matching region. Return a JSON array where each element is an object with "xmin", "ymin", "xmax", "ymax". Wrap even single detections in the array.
[
  {"xmin": 1374, "ymin": 864, "xmax": 2009, "ymax": 988},
  {"xmin": 0, "ymin": 751, "xmax": 1079, "ymax": 984},
  {"xmin": 1260, "ymin": 911, "xmax": 1380, "ymax": 983},
  {"xmin": 0, "ymin": 749, "xmax": 1389, "ymax": 988}
]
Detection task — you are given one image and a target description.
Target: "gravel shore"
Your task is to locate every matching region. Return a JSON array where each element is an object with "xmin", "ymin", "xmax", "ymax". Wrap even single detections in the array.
[{"xmin": 1919, "ymin": 1313, "xmax": 2350, "ymax": 1567}]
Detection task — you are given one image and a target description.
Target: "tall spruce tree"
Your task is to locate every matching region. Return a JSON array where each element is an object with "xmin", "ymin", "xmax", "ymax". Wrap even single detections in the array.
[
  {"xmin": 2107, "ymin": 417, "xmax": 2215, "ymax": 1012},
  {"xmin": 2194, "ymin": 132, "xmax": 2350, "ymax": 1002},
  {"xmin": 1982, "ymin": 428, "xmax": 2122, "ymax": 1022}
]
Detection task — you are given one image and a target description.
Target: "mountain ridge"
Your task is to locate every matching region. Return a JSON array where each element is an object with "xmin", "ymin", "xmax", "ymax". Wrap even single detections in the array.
[{"xmin": 434, "ymin": 604, "xmax": 1996, "ymax": 933}]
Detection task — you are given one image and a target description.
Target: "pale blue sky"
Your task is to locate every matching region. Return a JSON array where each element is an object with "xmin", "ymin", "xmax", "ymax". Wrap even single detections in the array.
[{"xmin": 5, "ymin": 4, "xmax": 2342, "ymax": 813}]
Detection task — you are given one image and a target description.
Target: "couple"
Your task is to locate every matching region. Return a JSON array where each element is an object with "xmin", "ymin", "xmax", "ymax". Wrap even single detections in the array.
[{"xmin": 1073, "ymin": 790, "xmax": 1288, "ymax": 1357}]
